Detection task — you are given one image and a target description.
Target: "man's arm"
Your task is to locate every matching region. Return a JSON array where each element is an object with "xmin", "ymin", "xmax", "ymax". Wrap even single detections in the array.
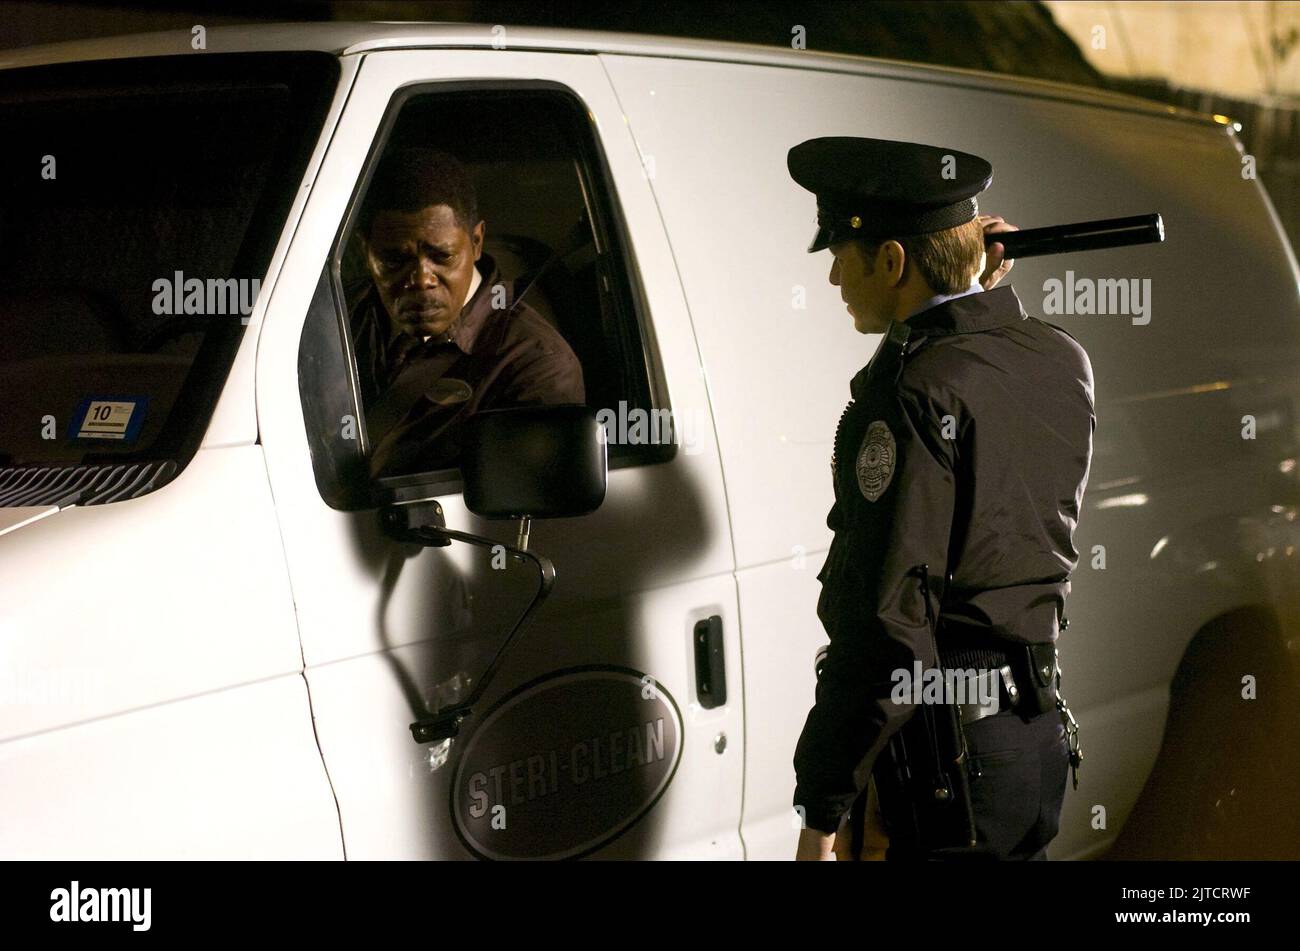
[{"xmin": 793, "ymin": 372, "xmax": 960, "ymax": 855}]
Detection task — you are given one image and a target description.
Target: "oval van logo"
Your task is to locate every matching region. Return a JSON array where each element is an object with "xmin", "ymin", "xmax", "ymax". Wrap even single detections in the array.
[{"xmin": 451, "ymin": 666, "xmax": 683, "ymax": 860}]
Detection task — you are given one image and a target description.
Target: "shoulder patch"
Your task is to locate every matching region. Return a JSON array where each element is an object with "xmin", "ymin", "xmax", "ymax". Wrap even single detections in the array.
[{"xmin": 856, "ymin": 420, "xmax": 896, "ymax": 501}]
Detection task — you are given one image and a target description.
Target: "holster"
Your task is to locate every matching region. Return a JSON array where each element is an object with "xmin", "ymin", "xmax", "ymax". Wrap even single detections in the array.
[
  {"xmin": 1016, "ymin": 642, "xmax": 1060, "ymax": 717},
  {"xmin": 870, "ymin": 695, "xmax": 977, "ymax": 853},
  {"xmin": 866, "ymin": 563, "xmax": 978, "ymax": 854}
]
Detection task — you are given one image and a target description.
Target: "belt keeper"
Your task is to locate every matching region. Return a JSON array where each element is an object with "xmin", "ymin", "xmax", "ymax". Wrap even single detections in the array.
[{"xmin": 999, "ymin": 665, "xmax": 1019, "ymax": 707}]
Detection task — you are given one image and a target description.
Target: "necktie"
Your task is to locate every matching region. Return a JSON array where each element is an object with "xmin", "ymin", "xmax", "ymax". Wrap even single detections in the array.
[{"xmin": 384, "ymin": 334, "xmax": 422, "ymax": 386}]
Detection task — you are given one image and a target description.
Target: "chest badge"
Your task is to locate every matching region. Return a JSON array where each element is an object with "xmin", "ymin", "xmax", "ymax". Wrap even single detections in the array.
[
  {"xmin": 425, "ymin": 377, "xmax": 474, "ymax": 406},
  {"xmin": 856, "ymin": 420, "xmax": 896, "ymax": 501}
]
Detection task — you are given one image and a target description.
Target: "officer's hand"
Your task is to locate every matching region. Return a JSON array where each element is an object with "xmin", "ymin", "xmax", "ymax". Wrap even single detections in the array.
[
  {"xmin": 832, "ymin": 821, "xmax": 854, "ymax": 861},
  {"xmin": 859, "ymin": 778, "xmax": 890, "ymax": 860},
  {"xmin": 978, "ymin": 214, "xmax": 1019, "ymax": 290},
  {"xmin": 795, "ymin": 827, "xmax": 836, "ymax": 861},
  {"xmin": 830, "ymin": 779, "xmax": 890, "ymax": 861}
]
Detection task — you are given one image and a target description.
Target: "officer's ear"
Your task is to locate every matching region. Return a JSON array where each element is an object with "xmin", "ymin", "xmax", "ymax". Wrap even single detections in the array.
[{"xmin": 876, "ymin": 239, "xmax": 908, "ymax": 287}]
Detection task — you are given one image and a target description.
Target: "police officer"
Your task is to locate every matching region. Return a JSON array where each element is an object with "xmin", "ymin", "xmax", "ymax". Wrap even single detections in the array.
[{"xmin": 787, "ymin": 137, "xmax": 1094, "ymax": 861}]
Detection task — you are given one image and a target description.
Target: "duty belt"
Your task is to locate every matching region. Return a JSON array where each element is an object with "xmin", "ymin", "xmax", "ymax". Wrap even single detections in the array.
[
  {"xmin": 937, "ymin": 641, "xmax": 1083, "ymax": 789},
  {"xmin": 813, "ymin": 613, "xmax": 1082, "ymax": 792},
  {"xmin": 949, "ymin": 663, "xmax": 1022, "ymax": 726},
  {"xmin": 934, "ymin": 638, "xmax": 1018, "ymax": 726},
  {"xmin": 812, "ymin": 647, "xmax": 1022, "ymax": 725}
]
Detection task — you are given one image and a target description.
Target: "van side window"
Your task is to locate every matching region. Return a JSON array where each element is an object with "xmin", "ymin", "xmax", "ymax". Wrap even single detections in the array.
[
  {"xmin": 298, "ymin": 83, "xmax": 671, "ymax": 510},
  {"xmin": 0, "ymin": 53, "xmax": 336, "ymax": 505}
]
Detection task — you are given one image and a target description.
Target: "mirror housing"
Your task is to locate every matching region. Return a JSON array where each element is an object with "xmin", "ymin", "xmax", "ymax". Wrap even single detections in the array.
[{"xmin": 460, "ymin": 404, "xmax": 607, "ymax": 520}]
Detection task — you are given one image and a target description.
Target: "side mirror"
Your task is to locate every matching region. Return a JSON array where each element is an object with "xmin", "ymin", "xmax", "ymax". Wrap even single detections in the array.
[
  {"xmin": 461, "ymin": 404, "xmax": 607, "ymax": 520},
  {"xmin": 376, "ymin": 404, "xmax": 607, "ymax": 547}
]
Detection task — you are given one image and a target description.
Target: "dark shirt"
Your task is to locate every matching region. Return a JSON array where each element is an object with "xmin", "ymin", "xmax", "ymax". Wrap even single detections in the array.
[
  {"xmin": 793, "ymin": 285, "xmax": 1095, "ymax": 833},
  {"xmin": 349, "ymin": 252, "xmax": 585, "ymax": 477}
]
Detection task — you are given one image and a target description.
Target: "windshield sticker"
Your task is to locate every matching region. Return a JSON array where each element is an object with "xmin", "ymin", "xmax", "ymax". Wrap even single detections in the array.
[{"xmin": 71, "ymin": 396, "xmax": 149, "ymax": 444}]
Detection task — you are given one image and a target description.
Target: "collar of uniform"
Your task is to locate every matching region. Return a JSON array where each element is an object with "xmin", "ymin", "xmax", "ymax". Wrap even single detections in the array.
[
  {"xmin": 846, "ymin": 286, "xmax": 1027, "ymax": 399},
  {"xmin": 850, "ymin": 319, "xmax": 911, "ymax": 399},
  {"xmin": 901, "ymin": 284, "xmax": 1028, "ymax": 340}
]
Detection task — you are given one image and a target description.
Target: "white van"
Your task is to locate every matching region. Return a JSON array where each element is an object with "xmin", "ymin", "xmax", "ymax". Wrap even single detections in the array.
[{"xmin": 2, "ymin": 23, "xmax": 1297, "ymax": 861}]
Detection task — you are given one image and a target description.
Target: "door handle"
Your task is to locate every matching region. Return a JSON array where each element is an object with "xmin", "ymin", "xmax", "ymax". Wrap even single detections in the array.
[{"xmin": 693, "ymin": 615, "xmax": 727, "ymax": 709}]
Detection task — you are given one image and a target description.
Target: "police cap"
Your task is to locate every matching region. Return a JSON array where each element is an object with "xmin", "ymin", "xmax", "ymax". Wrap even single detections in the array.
[{"xmin": 787, "ymin": 136, "xmax": 994, "ymax": 252}]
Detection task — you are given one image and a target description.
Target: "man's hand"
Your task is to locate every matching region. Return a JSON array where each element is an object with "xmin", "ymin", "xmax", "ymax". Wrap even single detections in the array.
[
  {"xmin": 795, "ymin": 826, "xmax": 836, "ymax": 861},
  {"xmin": 979, "ymin": 214, "xmax": 1019, "ymax": 290}
]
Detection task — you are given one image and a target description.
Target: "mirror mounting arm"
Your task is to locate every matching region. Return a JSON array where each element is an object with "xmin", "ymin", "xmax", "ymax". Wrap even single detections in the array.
[{"xmin": 380, "ymin": 497, "xmax": 556, "ymax": 744}]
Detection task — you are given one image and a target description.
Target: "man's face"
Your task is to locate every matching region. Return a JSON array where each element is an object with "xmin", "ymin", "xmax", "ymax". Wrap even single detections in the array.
[
  {"xmin": 827, "ymin": 238, "xmax": 901, "ymax": 335},
  {"xmin": 364, "ymin": 204, "xmax": 485, "ymax": 338}
]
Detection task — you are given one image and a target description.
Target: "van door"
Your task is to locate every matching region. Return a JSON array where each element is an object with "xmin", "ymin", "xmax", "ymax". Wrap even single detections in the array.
[{"xmin": 256, "ymin": 49, "xmax": 743, "ymax": 859}]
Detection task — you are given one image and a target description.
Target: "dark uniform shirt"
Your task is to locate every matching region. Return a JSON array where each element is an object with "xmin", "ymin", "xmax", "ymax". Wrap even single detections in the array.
[
  {"xmin": 793, "ymin": 284, "xmax": 1095, "ymax": 834},
  {"xmin": 349, "ymin": 252, "xmax": 585, "ymax": 477}
]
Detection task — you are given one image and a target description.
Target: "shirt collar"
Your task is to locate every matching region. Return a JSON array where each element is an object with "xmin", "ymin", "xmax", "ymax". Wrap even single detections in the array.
[
  {"xmin": 903, "ymin": 278, "xmax": 982, "ymax": 321},
  {"xmin": 464, "ymin": 263, "xmax": 483, "ymax": 311}
]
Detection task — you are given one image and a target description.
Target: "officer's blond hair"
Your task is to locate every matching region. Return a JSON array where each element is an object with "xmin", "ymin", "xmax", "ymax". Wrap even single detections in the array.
[{"xmin": 860, "ymin": 218, "xmax": 985, "ymax": 295}]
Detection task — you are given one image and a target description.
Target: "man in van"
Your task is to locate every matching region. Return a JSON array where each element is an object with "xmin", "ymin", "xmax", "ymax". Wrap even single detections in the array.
[
  {"xmin": 349, "ymin": 147, "xmax": 585, "ymax": 477},
  {"xmin": 787, "ymin": 137, "xmax": 1094, "ymax": 861}
]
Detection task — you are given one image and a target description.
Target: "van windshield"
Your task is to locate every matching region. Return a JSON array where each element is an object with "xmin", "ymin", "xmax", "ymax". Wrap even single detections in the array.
[{"xmin": 0, "ymin": 52, "xmax": 337, "ymax": 503}]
